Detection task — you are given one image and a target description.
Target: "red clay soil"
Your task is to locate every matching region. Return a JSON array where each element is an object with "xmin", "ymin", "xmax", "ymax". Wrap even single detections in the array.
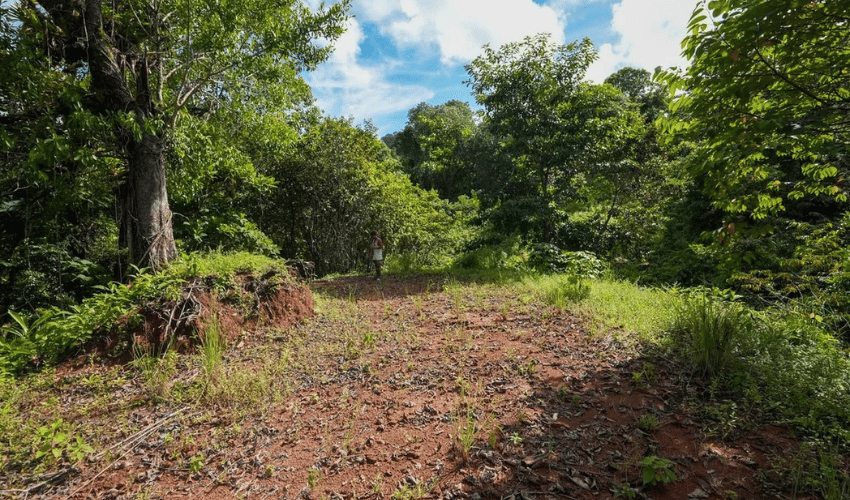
[{"xmin": 7, "ymin": 274, "xmax": 840, "ymax": 500}]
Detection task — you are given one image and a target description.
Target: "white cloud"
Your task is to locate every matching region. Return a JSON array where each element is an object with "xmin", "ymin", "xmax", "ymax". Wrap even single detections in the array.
[
  {"xmin": 305, "ymin": 0, "xmax": 696, "ymax": 132},
  {"xmin": 358, "ymin": 0, "xmax": 566, "ymax": 65},
  {"xmin": 585, "ymin": 0, "xmax": 694, "ymax": 82},
  {"xmin": 305, "ymin": 18, "xmax": 434, "ymax": 122}
]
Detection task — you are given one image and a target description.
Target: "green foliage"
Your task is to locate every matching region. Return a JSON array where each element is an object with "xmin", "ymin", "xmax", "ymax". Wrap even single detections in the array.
[
  {"xmin": 453, "ymin": 235, "xmax": 531, "ymax": 273},
  {"xmin": 465, "ymin": 34, "xmax": 644, "ymax": 245},
  {"xmin": 35, "ymin": 418, "xmax": 94, "ymax": 465},
  {"xmin": 728, "ymin": 213, "xmax": 850, "ymax": 340},
  {"xmin": 529, "ymin": 277, "xmax": 680, "ymax": 343},
  {"xmin": 0, "ymin": 252, "xmax": 290, "ymax": 377},
  {"xmin": 384, "ymin": 100, "xmax": 478, "ymax": 201},
  {"xmin": 663, "ymin": 289, "xmax": 850, "ymax": 445},
  {"xmin": 531, "ymin": 273, "xmax": 593, "ymax": 308},
  {"xmin": 178, "ymin": 211, "xmax": 279, "ymax": 256},
  {"xmin": 4, "ymin": 0, "xmax": 351, "ymax": 272},
  {"xmin": 258, "ymin": 118, "xmax": 475, "ymax": 276},
  {"xmin": 659, "ymin": 0, "xmax": 849, "ymax": 221},
  {"xmin": 605, "ymin": 66, "xmax": 668, "ymax": 122},
  {"xmin": 670, "ymin": 292, "xmax": 752, "ymax": 377},
  {"xmin": 169, "ymin": 251, "xmax": 282, "ymax": 280},
  {"xmin": 0, "ymin": 28, "xmax": 121, "ymax": 312},
  {"xmin": 640, "ymin": 456, "xmax": 677, "ymax": 486},
  {"xmin": 741, "ymin": 317, "xmax": 850, "ymax": 444},
  {"xmin": 529, "ymin": 245, "xmax": 606, "ymax": 277},
  {"xmin": 780, "ymin": 444, "xmax": 850, "ymax": 500},
  {"xmin": 656, "ymin": 0, "xmax": 850, "ymax": 329},
  {"xmin": 168, "ymin": 113, "xmax": 280, "ymax": 256},
  {"xmin": 0, "ymin": 242, "xmax": 113, "ymax": 314}
]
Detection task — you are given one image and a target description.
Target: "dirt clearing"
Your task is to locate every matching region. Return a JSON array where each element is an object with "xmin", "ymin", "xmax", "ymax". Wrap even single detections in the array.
[{"xmin": 5, "ymin": 274, "xmax": 832, "ymax": 500}]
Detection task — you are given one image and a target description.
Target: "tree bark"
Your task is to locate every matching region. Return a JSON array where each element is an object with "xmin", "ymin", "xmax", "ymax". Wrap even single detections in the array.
[{"xmin": 120, "ymin": 133, "xmax": 178, "ymax": 271}]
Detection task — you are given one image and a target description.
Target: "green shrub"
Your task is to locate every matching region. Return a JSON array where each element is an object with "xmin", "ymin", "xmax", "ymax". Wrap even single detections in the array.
[
  {"xmin": 0, "ymin": 242, "xmax": 112, "ymax": 313},
  {"xmin": 453, "ymin": 235, "xmax": 531, "ymax": 272},
  {"xmin": 177, "ymin": 212, "xmax": 279, "ymax": 256},
  {"xmin": 539, "ymin": 275, "xmax": 590, "ymax": 307},
  {"xmin": 529, "ymin": 244, "xmax": 606, "ymax": 277}
]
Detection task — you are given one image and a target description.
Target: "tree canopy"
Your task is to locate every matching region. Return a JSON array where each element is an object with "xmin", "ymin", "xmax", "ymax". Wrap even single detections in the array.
[
  {"xmin": 464, "ymin": 34, "xmax": 643, "ymax": 244},
  {"xmin": 658, "ymin": 0, "xmax": 849, "ymax": 221},
  {"xmin": 2, "ymin": 0, "xmax": 350, "ymax": 271},
  {"xmin": 382, "ymin": 100, "xmax": 478, "ymax": 200}
]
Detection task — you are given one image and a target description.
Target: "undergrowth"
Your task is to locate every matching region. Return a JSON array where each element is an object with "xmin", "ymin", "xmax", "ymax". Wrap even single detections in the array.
[{"xmin": 0, "ymin": 251, "xmax": 290, "ymax": 378}]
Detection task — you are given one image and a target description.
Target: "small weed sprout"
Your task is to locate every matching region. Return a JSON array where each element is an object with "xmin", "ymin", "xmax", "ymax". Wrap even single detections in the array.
[
  {"xmin": 452, "ymin": 408, "xmax": 478, "ymax": 462},
  {"xmin": 371, "ymin": 473, "xmax": 384, "ymax": 494},
  {"xmin": 557, "ymin": 385, "xmax": 569, "ymax": 399},
  {"xmin": 612, "ymin": 483, "xmax": 640, "ymax": 499},
  {"xmin": 508, "ymin": 432, "xmax": 524, "ymax": 445},
  {"xmin": 307, "ymin": 467, "xmax": 322, "ymax": 489},
  {"xmin": 637, "ymin": 413, "xmax": 659, "ymax": 432},
  {"xmin": 640, "ymin": 456, "xmax": 677, "ymax": 486},
  {"xmin": 632, "ymin": 362, "xmax": 656, "ymax": 389},
  {"xmin": 392, "ymin": 480, "xmax": 430, "ymax": 500},
  {"xmin": 188, "ymin": 454, "xmax": 206, "ymax": 474},
  {"xmin": 455, "ymin": 376, "xmax": 470, "ymax": 396},
  {"xmin": 517, "ymin": 409, "xmax": 529, "ymax": 426},
  {"xmin": 487, "ymin": 425, "xmax": 502, "ymax": 449},
  {"xmin": 133, "ymin": 349, "xmax": 178, "ymax": 401},
  {"xmin": 518, "ymin": 359, "xmax": 537, "ymax": 377}
]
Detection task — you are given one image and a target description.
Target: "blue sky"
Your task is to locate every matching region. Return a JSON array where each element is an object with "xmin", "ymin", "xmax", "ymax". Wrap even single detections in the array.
[{"xmin": 304, "ymin": 0, "xmax": 699, "ymax": 136}]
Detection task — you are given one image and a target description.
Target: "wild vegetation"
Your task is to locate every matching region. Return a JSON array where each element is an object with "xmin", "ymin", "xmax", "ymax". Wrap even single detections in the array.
[{"xmin": 2, "ymin": 0, "xmax": 849, "ymax": 498}]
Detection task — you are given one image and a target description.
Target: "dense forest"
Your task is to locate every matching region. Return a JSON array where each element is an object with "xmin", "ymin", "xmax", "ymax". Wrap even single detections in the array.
[
  {"xmin": 1, "ymin": 0, "xmax": 849, "ymax": 495},
  {"xmin": 3, "ymin": 0, "xmax": 847, "ymax": 333}
]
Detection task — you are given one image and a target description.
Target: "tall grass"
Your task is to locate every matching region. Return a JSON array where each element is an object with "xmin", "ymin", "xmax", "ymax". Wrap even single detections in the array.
[
  {"xmin": 199, "ymin": 314, "xmax": 225, "ymax": 384},
  {"xmin": 523, "ymin": 274, "xmax": 850, "ymax": 449},
  {"xmin": 670, "ymin": 295, "xmax": 752, "ymax": 377},
  {"xmin": 666, "ymin": 291, "xmax": 850, "ymax": 445}
]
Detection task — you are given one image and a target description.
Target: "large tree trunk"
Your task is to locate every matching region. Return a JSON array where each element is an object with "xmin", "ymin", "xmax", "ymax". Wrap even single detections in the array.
[
  {"xmin": 39, "ymin": 0, "xmax": 178, "ymax": 272},
  {"xmin": 120, "ymin": 134, "xmax": 178, "ymax": 271}
]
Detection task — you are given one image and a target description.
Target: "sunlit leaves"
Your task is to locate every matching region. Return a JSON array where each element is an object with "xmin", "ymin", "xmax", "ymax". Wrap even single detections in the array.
[
  {"xmin": 660, "ymin": 0, "xmax": 850, "ymax": 220},
  {"xmin": 386, "ymin": 101, "xmax": 478, "ymax": 200},
  {"xmin": 258, "ymin": 118, "xmax": 473, "ymax": 275},
  {"xmin": 465, "ymin": 35, "xmax": 644, "ymax": 242}
]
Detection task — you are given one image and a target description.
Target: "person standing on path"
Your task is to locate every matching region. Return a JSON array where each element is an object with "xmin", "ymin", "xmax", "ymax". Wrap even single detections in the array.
[{"xmin": 370, "ymin": 230, "xmax": 384, "ymax": 280}]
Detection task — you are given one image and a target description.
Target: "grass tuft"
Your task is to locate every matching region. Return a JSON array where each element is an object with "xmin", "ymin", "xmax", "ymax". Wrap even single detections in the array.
[{"xmin": 670, "ymin": 295, "xmax": 751, "ymax": 377}]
